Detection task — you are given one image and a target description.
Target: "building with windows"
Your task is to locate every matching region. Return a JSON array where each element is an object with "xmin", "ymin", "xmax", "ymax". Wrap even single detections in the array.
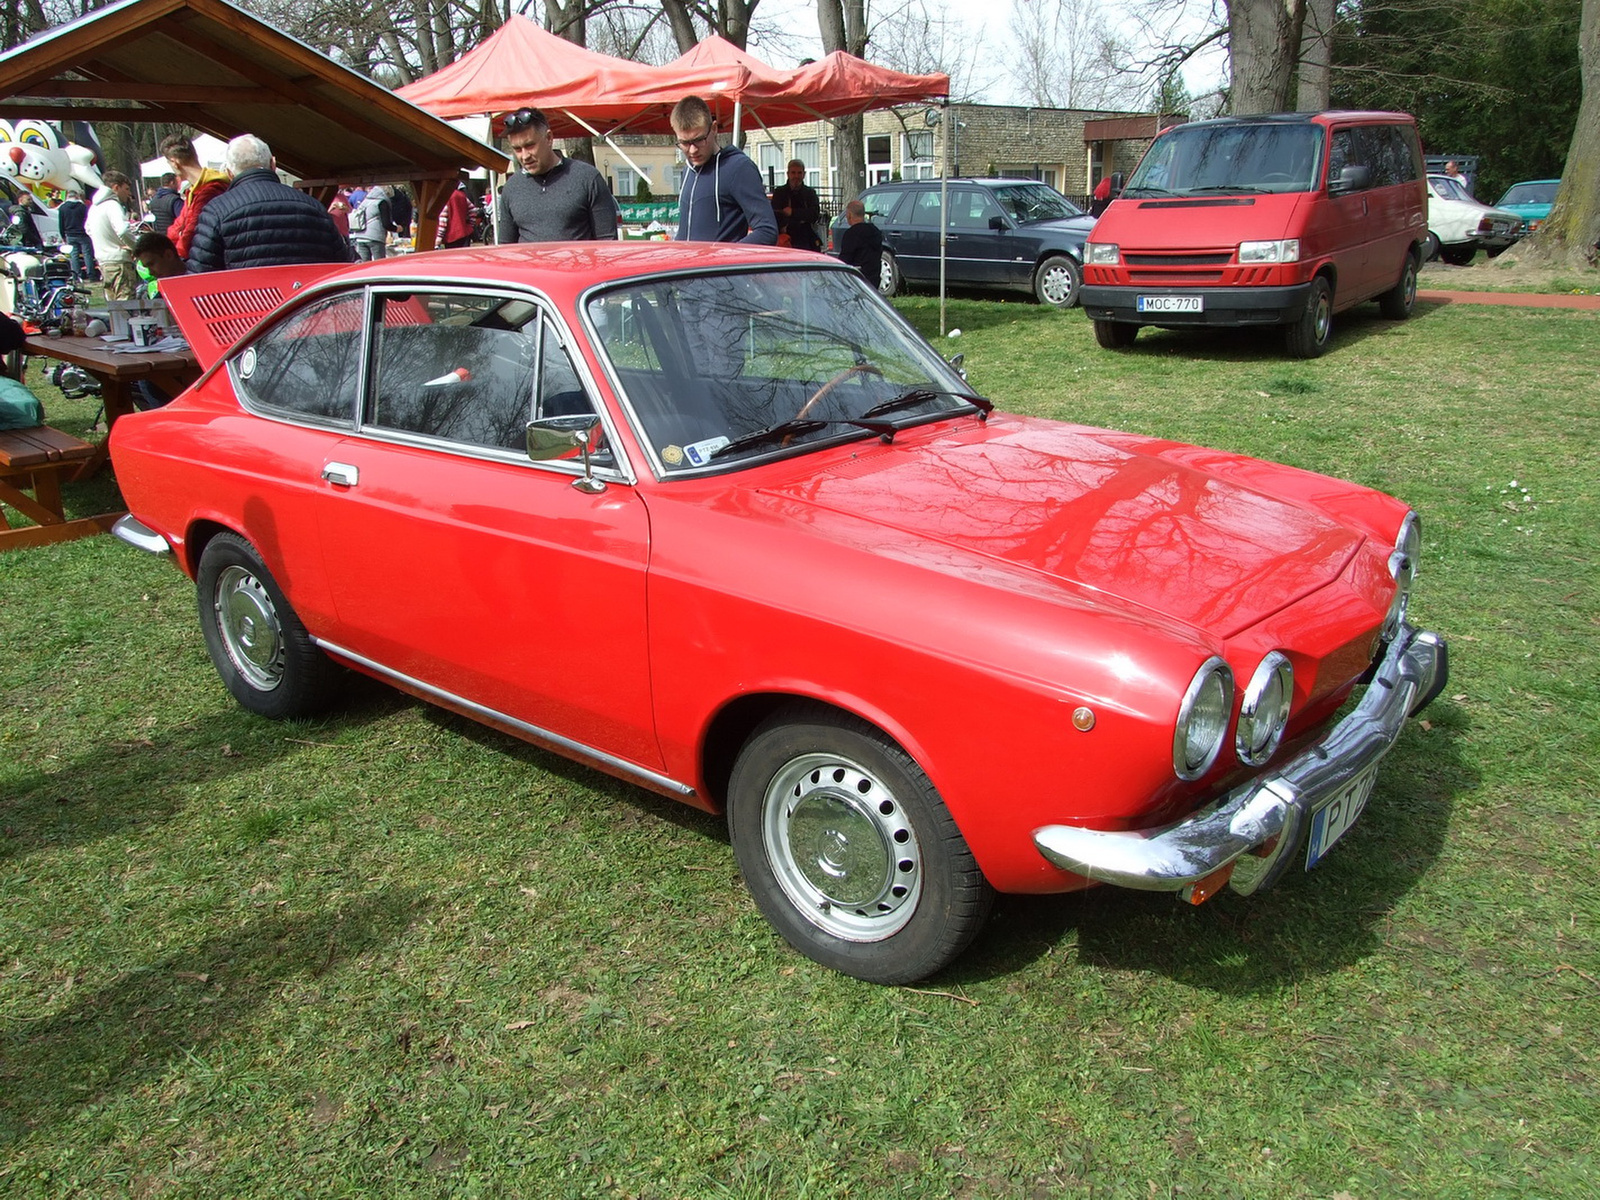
[{"xmin": 591, "ymin": 103, "xmax": 1174, "ymax": 213}]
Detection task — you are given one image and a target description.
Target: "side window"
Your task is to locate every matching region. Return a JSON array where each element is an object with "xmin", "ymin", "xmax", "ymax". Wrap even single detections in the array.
[
  {"xmin": 365, "ymin": 291, "xmax": 537, "ymax": 453},
  {"xmin": 949, "ymin": 189, "xmax": 996, "ymax": 229},
  {"xmin": 1354, "ymin": 126, "xmax": 1404, "ymax": 188},
  {"xmin": 908, "ymin": 189, "xmax": 942, "ymax": 228},
  {"xmin": 535, "ymin": 318, "xmax": 596, "ymax": 421},
  {"xmin": 233, "ymin": 291, "xmax": 364, "ymax": 425},
  {"xmin": 1328, "ymin": 129, "xmax": 1359, "ymax": 189}
]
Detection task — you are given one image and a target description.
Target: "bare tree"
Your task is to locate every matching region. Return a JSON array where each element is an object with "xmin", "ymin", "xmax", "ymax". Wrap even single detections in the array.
[
  {"xmin": 1522, "ymin": 0, "xmax": 1599, "ymax": 267},
  {"xmin": 1008, "ymin": 0, "xmax": 1147, "ymax": 110},
  {"xmin": 1296, "ymin": 0, "xmax": 1334, "ymax": 110},
  {"xmin": 819, "ymin": 0, "xmax": 867, "ymax": 203}
]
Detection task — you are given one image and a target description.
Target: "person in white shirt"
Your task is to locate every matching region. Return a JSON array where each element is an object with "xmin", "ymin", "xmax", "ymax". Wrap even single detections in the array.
[{"xmin": 87, "ymin": 171, "xmax": 142, "ymax": 300}]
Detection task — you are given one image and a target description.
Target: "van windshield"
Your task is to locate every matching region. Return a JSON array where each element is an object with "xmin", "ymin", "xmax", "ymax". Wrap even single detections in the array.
[{"xmin": 1125, "ymin": 124, "xmax": 1324, "ymax": 197}]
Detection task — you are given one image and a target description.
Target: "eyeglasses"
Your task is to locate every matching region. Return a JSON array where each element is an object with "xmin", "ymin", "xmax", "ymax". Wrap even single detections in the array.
[
  {"xmin": 504, "ymin": 108, "xmax": 546, "ymax": 134},
  {"xmin": 675, "ymin": 128, "xmax": 715, "ymax": 150}
]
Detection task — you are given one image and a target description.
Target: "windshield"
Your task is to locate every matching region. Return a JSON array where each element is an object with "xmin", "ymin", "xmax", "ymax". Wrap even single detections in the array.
[
  {"xmin": 1498, "ymin": 181, "xmax": 1558, "ymax": 206},
  {"xmin": 989, "ymin": 183, "xmax": 1084, "ymax": 223},
  {"xmin": 585, "ymin": 267, "xmax": 977, "ymax": 473},
  {"xmin": 1126, "ymin": 123, "xmax": 1324, "ymax": 196}
]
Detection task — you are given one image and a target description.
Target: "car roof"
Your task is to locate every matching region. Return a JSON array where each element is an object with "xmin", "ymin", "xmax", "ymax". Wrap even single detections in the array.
[
  {"xmin": 866, "ymin": 178, "xmax": 1059, "ymax": 190},
  {"xmin": 1173, "ymin": 110, "xmax": 1414, "ymax": 129}
]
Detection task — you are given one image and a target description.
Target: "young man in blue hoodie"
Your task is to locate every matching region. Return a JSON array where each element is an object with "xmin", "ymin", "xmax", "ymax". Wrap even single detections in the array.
[{"xmin": 671, "ymin": 96, "xmax": 778, "ymax": 245}]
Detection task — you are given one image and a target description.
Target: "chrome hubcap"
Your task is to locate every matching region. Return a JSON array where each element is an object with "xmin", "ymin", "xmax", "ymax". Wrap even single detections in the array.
[
  {"xmin": 763, "ymin": 752, "xmax": 921, "ymax": 941},
  {"xmin": 1040, "ymin": 264, "xmax": 1076, "ymax": 305},
  {"xmin": 214, "ymin": 565, "xmax": 284, "ymax": 691}
]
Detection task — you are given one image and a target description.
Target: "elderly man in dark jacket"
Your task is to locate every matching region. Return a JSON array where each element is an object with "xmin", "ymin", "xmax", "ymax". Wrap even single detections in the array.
[{"xmin": 186, "ymin": 134, "xmax": 351, "ymax": 273}]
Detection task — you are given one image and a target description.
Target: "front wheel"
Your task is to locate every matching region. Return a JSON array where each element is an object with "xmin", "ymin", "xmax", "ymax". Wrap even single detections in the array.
[
  {"xmin": 1284, "ymin": 276, "xmax": 1333, "ymax": 358},
  {"xmin": 196, "ymin": 532, "xmax": 340, "ymax": 719},
  {"xmin": 1093, "ymin": 319, "xmax": 1138, "ymax": 349},
  {"xmin": 1033, "ymin": 254, "xmax": 1082, "ymax": 307},
  {"xmin": 728, "ymin": 705, "xmax": 994, "ymax": 984},
  {"xmin": 1421, "ymin": 231, "xmax": 1441, "ymax": 262}
]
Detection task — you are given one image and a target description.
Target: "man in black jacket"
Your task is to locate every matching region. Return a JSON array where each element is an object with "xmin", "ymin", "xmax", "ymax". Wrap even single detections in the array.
[
  {"xmin": 186, "ymin": 135, "xmax": 351, "ymax": 273},
  {"xmin": 147, "ymin": 173, "xmax": 183, "ymax": 234}
]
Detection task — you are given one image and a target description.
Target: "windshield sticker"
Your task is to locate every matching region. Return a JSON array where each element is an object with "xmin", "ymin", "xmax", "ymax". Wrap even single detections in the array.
[
  {"xmin": 683, "ymin": 436, "xmax": 731, "ymax": 467},
  {"xmin": 661, "ymin": 444, "xmax": 684, "ymax": 466},
  {"xmin": 238, "ymin": 347, "xmax": 256, "ymax": 379}
]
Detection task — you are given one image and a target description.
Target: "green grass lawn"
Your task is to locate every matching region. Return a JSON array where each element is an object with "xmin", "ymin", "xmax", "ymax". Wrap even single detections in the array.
[{"xmin": 3, "ymin": 294, "xmax": 1598, "ymax": 1198}]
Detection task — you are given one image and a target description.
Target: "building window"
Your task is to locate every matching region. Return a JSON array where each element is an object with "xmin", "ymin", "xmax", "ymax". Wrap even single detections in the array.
[
  {"xmin": 756, "ymin": 140, "xmax": 786, "ymax": 190},
  {"xmin": 902, "ymin": 131, "xmax": 936, "ymax": 180},
  {"xmin": 866, "ymin": 134, "xmax": 892, "ymax": 185},
  {"xmin": 793, "ymin": 139, "xmax": 820, "ymax": 187}
]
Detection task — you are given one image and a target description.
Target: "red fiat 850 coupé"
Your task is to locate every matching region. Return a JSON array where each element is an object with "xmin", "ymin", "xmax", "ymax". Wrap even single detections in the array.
[{"xmin": 111, "ymin": 244, "xmax": 1446, "ymax": 983}]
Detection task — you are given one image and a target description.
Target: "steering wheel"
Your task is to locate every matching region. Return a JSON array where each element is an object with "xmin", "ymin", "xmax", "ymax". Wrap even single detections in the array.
[{"xmin": 794, "ymin": 362, "xmax": 883, "ymax": 423}]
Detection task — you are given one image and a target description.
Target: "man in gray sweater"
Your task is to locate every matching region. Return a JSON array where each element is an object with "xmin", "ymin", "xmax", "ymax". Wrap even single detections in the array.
[{"xmin": 495, "ymin": 108, "xmax": 619, "ymax": 243}]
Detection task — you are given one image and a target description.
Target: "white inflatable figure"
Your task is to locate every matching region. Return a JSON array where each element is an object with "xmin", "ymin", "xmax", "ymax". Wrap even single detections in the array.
[{"xmin": 0, "ymin": 119, "xmax": 103, "ymax": 208}]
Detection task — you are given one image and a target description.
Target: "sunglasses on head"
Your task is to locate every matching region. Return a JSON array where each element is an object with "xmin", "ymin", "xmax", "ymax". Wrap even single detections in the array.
[{"xmin": 505, "ymin": 108, "xmax": 545, "ymax": 133}]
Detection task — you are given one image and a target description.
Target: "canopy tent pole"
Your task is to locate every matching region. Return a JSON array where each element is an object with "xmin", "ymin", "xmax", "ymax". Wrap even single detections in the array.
[
  {"xmin": 561, "ymin": 109, "xmax": 654, "ymax": 186},
  {"xmin": 939, "ymin": 102, "xmax": 950, "ymax": 338}
]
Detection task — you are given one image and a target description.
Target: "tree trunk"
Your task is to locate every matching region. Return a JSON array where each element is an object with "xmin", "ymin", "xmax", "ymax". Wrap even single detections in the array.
[
  {"xmin": 1228, "ymin": 0, "xmax": 1306, "ymax": 114},
  {"xmin": 661, "ymin": 0, "xmax": 699, "ymax": 53},
  {"xmin": 1296, "ymin": 0, "xmax": 1334, "ymax": 111},
  {"xmin": 1524, "ymin": 0, "xmax": 1600, "ymax": 267},
  {"xmin": 819, "ymin": 0, "xmax": 868, "ymax": 205}
]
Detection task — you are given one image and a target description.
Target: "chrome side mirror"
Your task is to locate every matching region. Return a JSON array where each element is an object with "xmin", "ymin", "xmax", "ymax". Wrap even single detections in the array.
[
  {"xmin": 946, "ymin": 351, "xmax": 966, "ymax": 380},
  {"xmin": 527, "ymin": 414, "xmax": 605, "ymax": 493}
]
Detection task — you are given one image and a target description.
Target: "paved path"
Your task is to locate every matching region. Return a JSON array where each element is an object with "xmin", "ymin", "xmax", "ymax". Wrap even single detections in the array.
[{"xmin": 1417, "ymin": 289, "xmax": 1600, "ymax": 310}]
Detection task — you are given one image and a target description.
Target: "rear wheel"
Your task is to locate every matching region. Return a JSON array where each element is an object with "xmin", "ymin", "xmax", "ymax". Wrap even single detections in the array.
[
  {"xmin": 1421, "ymin": 231, "xmax": 1441, "ymax": 262},
  {"xmin": 1440, "ymin": 244, "xmax": 1476, "ymax": 266},
  {"xmin": 878, "ymin": 251, "xmax": 902, "ymax": 297},
  {"xmin": 728, "ymin": 705, "xmax": 994, "ymax": 984},
  {"xmin": 1033, "ymin": 254, "xmax": 1082, "ymax": 307},
  {"xmin": 1284, "ymin": 276, "xmax": 1333, "ymax": 358},
  {"xmin": 1377, "ymin": 250, "xmax": 1418, "ymax": 320},
  {"xmin": 196, "ymin": 532, "xmax": 340, "ymax": 719},
  {"xmin": 1093, "ymin": 319, "xmax": 1138, "ymax": 349}
]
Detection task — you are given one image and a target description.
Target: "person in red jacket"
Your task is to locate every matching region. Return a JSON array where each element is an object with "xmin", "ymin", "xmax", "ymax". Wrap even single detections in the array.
[
  {"xmin": 161, "ymin": 134, "xmax": 229, "ymax": 261},
  {"xmin": 438, "ymin": 177, "xmax": 478, "ymax": 249}
]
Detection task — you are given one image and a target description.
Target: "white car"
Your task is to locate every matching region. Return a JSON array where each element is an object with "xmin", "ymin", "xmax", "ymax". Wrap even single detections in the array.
[{"xmin": 1425, "ymin": 174, "xmax": 1522, "ymax": 265}]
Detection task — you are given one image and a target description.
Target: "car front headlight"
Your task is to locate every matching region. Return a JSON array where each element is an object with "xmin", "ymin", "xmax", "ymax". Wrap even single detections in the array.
[
  {"xmin": 1236, "ymin": 652, "xmax": 1294, "ymax": 766},
  {"xmin": 1085, "ymin": 242, "xmax": 1119, "ymax": 265},
  {"xmin": 1173, "ymin": 657, "xmax": 1234, "ymax": 780},
  {"xmin": 1238, "ymin": 239, "xmax": 1300, "ymax": 264},
  {"xmin": 1382, "ymin": 512, "xmax": 1421, "ymax": 641}
]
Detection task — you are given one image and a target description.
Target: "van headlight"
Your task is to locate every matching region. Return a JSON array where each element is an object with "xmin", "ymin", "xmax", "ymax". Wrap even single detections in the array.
[
  {"xmin": 1382, "ymin": 512, "xmax": 1421, "ymax": 641},
  {"xmin": 1085, "ymin": 242, "xmax": 1119, "ymax": 265},
  {"xmin": 1238, "ymin": 239, "xmax": 1300, "ymax": 263},
  {"xmin": 1236, "ymin": 652, "xmax": 1294, "ymax": 766},
  {"xmin": 1173, "ymin": 657, "xmax": 1234, "ymax": 780}
]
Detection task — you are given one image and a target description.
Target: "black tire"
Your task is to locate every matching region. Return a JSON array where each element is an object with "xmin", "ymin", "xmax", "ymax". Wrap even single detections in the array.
[
  {"xmin": 1377, "ymin": 250, "xmax": 1418, "ymax": 320},
  {"xmin": 727, "ymin": 705, "xmax": 994, "ymax": 984},
  {"xmin": 878, "ymin": 251, "xmax": 902, "ymax": 297},
  {"xmin": 1421, "ymin": 232, "xmax": 1440, "ymax": 263},
  {"xmin": 196, "ymin": 532, "xmax": 340, "ymax": 719},
  {"xmin": 1440, "ymin": 244, "xmax": 1476, "ymax": 267},
  {"xmin": 1284, "ymin": 276, "xmax": 1333, "ymax": 358},
  {"xmin": 1033, "ymin": 254, "xmax": 1082, "ymax": 307},
  {"xmin": 1092, "ymin": 319, "xmax": 1138, "ymax": 349}
]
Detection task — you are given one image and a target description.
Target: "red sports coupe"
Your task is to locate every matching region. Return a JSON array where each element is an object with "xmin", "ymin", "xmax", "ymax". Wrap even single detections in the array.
[{"xmin": 110, "ymin": 244, "xmax": 1447, "ymax": 983}]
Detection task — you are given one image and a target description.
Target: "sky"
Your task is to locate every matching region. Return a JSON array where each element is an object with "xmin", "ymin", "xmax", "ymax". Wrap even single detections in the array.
[{"xmin": 746, "ymin": 0, "xmax": 1229, "ymax": 109}]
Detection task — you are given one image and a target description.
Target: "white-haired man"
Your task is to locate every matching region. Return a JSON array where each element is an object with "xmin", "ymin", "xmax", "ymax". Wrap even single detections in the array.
[{"xmin": 187, "ymin": 135, "xmax": 350, "ymax": 272}]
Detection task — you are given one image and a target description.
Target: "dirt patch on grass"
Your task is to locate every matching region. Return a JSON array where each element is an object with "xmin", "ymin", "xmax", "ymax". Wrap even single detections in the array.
[{"xmin": 1421, "ymin": 256, "xmax": 1600, "ymax": 294}]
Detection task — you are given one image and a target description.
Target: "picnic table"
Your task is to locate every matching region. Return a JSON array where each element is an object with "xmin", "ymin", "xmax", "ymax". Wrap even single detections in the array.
[
  {"xmin": 0, "ymin": 424, "xmax": 121, "ymax": 551},
  {"xmin": 23, "ymin": 333, "xmax": 201, "ymax": 481}
]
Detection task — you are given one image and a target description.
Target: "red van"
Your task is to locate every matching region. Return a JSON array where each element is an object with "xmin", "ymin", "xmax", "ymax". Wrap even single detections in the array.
[{"xmin": 1080, "ymin": 111, "xmax": 1428, "ymax": 357}]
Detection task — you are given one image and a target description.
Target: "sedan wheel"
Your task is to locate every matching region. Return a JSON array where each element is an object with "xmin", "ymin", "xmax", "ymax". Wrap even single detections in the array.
[
  {"xmin": 1033, "ymin": 254, "xmax": 1082, "ymax": 307},
  {"xmin": 879, "ymin": 251, "xmax": 902, "ymax": 297},
  {"xmin": 728, "ymin": 705, "xmax": 993, "ymax": 984},
  {"xmin": 197, "ymin": 532, "xmax": 340, "ymax": 719}
]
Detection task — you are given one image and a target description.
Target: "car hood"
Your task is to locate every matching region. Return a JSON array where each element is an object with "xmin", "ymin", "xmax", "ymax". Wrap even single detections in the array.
[
  {"xmin": 757, "ymin": 415, "xmax": 1369, "ymax": 640},
  {"xmin": 1020, "ymin": 214, "xmax": 1097, "ymax": 239}
]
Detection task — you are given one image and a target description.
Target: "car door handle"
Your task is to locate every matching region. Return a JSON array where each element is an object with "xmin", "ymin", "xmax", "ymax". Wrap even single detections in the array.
[{"xmin": 322, "ymin": 461, "xmax": 359, "ymax": 487}]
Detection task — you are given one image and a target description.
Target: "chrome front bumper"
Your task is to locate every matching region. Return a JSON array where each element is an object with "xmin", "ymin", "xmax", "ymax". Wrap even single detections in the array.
[
  {"xmin": 1033, "ymin": 625, "xmax": 1448, "ymax": 893},
  {"xmin": 111, "ymin": 514, "xmax": 172, "ymax": 556}
]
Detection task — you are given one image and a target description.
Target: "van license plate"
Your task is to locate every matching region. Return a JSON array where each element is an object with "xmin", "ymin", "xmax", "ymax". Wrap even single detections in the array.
[
  {"xmin": 1137, "ymin": 295, "xmax": 1203, "ymax": 313},
  {"xmin": 1305, "ymin": 768, "xmax": 1378, "ymax": 870}
]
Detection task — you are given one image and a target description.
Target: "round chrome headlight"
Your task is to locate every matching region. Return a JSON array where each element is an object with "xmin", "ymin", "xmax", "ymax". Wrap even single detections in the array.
[
  {"xmin": 1235, "ymin": 651, "xmax": 1294, "ymax": 766},
  {"xmin": 1382, "ymin": 512, "xmax": 1421, "ymax": 641},
  {"xmin": 1173, "ymin": 657, "xmax": 1234, "ymax": 780}
]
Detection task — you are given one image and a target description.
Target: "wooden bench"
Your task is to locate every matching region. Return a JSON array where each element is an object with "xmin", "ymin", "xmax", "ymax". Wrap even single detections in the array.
[{"xmin": 0, "ymin": 425, "xmax": 122, "ymax": 552}]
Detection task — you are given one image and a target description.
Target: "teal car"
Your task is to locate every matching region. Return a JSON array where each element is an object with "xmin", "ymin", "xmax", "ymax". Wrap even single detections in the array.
[{"xmin": 1495, "ymin": 179, "xmax": 1560, "ymax": 234}]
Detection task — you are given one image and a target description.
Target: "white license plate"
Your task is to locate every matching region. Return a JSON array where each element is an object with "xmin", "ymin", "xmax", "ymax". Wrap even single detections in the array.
[
  {"xmin": 1136, "ymin": 295, "xmax": 1203, "ymax": 313},
  {"xmin": 1305, "ymin": 769, "xmax": 1378, "ymax": 869}
]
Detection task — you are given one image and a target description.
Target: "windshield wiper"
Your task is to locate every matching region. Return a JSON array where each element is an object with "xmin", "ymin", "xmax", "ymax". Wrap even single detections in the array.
[
  {"xmin": 1187, "ymin": 185, "xmax": 1268, "ymax": 195},
  {"xmin": 709, "ymin": 416, "xmax": 897, "ymax": 460},
  {"xmin": 1123, "ymin": 186, "xmax": 1175, "ymax": 197},
  {"xmin": 860, "ymin": 388, "xmax": 994, "ymax": 422}
]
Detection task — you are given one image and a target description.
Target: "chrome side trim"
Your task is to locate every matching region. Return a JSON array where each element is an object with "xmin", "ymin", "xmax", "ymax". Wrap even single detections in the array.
[
  {"xmin": 1033, "ymin": 625, "xmax": 1448, "ymax": 891},
  {"xmin": 315, "ymin": 640, "xmax": 695, "ymax": 799},
  {"xmin": 111, "ymin": 514, "xmax": 172, "ymax": 555}
]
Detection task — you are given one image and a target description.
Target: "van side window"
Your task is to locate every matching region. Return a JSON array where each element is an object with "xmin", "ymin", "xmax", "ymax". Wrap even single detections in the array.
[
  {"xmin": 1328, "ymin": 130, "xmax": 1356, "ymax": 188},
  {"xmin": 1355, "ymin": 126, "xmax": 1408, "ymax": 188}
]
